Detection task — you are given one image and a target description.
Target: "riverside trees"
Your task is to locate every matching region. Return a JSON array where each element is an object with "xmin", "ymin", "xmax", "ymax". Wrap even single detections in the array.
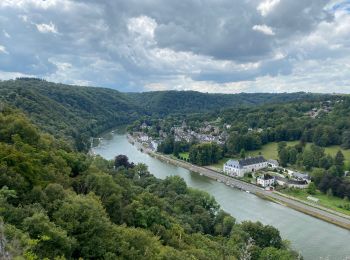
[{"xmin": 0, "ymin": 107, "xmax": 299, "ymax": 259}]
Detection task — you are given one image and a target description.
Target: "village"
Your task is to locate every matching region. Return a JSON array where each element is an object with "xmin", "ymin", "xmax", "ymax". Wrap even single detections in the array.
[
  {"xmin": 131, "ymin": 123, "xmax": 318, "ymax": 203},
  {"xmin": 135, "ymin": 119, "xmax": 230, "ymax": 151},
  {"xmin": 221, "ymin": 155, "xmax": 318, "ymax": 201}
]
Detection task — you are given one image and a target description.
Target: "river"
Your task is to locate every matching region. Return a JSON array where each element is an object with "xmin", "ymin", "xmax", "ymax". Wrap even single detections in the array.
[{"xmin": 92, "ymin": 133, "xmax": 350, "ymax": 260}]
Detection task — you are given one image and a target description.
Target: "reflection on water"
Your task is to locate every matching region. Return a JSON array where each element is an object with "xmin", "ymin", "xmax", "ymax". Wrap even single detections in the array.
[{"xmin": 92, "ymin": 133, "xmax": 350, "ymax": 260}]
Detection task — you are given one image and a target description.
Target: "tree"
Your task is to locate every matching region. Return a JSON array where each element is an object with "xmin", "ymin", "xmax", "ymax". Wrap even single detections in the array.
[
  {"xmin": 240, "ymin": 149, "xmax": 246, "ymax": 159},
  {"xmin": 277, "ymin": 142, "xmax": 287, "ymax": 154},
  {"xmin": 259, "ymin": 247, "xmax": 296, "ymax": 260},
  {"xmin": 311, "ymin": 168, "xmax": 326, "ymax": 186},
  {"xmin": 335, "ymin": 150, "xmax": 345, "ymax": 168},
  {"xmin": 278, "ymin": 148, "xmax": 289, "ymax": 167},
  {"xmin": 114, "ymin": 154, "xmax": 134, "ymax": 169},
  {"xmin": 22, "ymin": 212, "xmax": 75, "ymax": 259},
  {"xmin": 189, "ymin": 143, "xmax": 222, "ymax": 166},
  {"xmin": 319, "ymin": 155, "xmax": 333, "ymax": 170},
  {"xmin": 240, "ymin": 221, "xmax": 283, "ymax": 249},
  {"xmin": 53, "ymin": 194, "xmax": 119, "ymax": 258},
  {"xmin": 307, "ymin": 182, "xmax": 317, "ymax": 195},
  {"xmin": 288, "ymin": 147, "xmax": 298, "ymax": 165},
  {"xmin": 302, "ymin": 149, "xmax": 315, "ymax": 170},
  {"xmin": 341, "ymin": 131, "xmax": 350, "ymax": 149}
]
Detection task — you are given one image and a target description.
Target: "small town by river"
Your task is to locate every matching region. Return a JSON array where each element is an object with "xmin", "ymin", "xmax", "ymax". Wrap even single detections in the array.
[{"xmin": 92, "ymin": 133, "xmax": 350, "ymax": 260}]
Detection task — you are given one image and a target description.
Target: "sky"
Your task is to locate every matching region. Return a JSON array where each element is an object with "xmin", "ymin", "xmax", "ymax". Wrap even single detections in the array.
[{"xmin": 0, "ymin": 0, "xmax": 350, "ymax": 93}]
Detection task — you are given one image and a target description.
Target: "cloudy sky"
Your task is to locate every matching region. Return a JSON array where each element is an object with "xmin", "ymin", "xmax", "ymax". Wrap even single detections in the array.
[{"xmin": 0, "ymin": 0, "xmax": 349, "ymax": 93}]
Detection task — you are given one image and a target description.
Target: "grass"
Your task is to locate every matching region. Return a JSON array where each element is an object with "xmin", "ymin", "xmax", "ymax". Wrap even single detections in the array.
[
  {"xmin": 246, "ymin": 141, "xmax": 299, "ymax": 160},
  {"xmin": 210, "ymin": 141, "xmax": 350, "ymax": 170},
  {"xmin": 319, "ymin": 145, "xmax": 350, "ymax": 167},
  {"xmin": 210, "ymin": 157, "xmax": 230, "ymax": 169},
  {"xmin": 281, "ymin": 188, "xmax": 350, "ymax": 216},
  {"xmin": 248, "ymin": 142, "xmax": 350, "ymax": 163}
]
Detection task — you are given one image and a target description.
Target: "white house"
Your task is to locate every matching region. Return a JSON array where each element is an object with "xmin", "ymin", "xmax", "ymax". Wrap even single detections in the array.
[
  {"xmin": 292, "ymin": 172, "xmax": 311, "ymax": 183},
  {"xmin": 257, "ymin": 174, "xmax": 275, "ymax": 187},
  {"xmin": 140, "ymin": 134, "xmax": 149, "ymax": 142},
  {"xmin": 223, "ymin": 156, "xmax": 268, "ymax": 177},
  {"xmin": 275, "ymin": 176, "xmax": 309, "ymax": 189},
  {"xmin": 267, "ymin": 159, "xmax": 279, "ymax": 168}
]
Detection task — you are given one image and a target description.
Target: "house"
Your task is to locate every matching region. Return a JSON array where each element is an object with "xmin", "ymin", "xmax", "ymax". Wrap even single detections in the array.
[
  {"xmin": 292, "ymin": 172, "xmax": 311, "ymax": 183},
  {"xmin": 257, "ymin": 174, "xmax": 275, "ymax": 187},
  {"xmin": 140, "ymin": 134, "xmax": 149, "ymax": 142},
  {"xmin": 150, "ymin": 141, "xmax": 159, "ymax": 151},
  {"xmin": 275, "ymin": 176, "xmax": 309, "ymax": 188},
  {"xmin": 267, "ymin": 159, "xmax": 279, "ymax": 168},
  {"xmin": 223, "ymin": 156, "xmax": 268, "ymax": 177}
]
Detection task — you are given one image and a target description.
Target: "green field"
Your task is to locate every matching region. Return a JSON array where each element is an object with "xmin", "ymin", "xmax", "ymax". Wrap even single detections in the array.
[
  {"xmin": 247, "ymin": 142, "xmax": 350, "ymax": 165},
  {"xmin": 246, "ymin": 141, "xmax": 299, "ymax": 160},
  {"xmin": 320, "ymin": 145, "xmax": 350, "ymax": 165},
  {"xmin": 281, "ymin": 188, "xmax": 350, "ymax": 216},
  {"xmin": 209, "ymin": 157, "xmax": 231, "ymax": 170},
  {"xmin": 211, "ymin": 141, "xmax": 350, "ymax": 170}
]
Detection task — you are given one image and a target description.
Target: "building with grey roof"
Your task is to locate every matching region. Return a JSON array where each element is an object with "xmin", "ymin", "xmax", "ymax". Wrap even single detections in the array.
[{"xmin": 223, "ymin": 156, "xmax": 268, "ymax": 177}]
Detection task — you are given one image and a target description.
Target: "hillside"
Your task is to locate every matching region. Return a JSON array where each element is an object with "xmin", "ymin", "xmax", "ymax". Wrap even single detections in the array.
[
  {"xmin": 0, "ymin": 107, "xmax": 299, "ymax": 259},
  {"xmin": 0, "ymin": 78, "xmax": 142, "ymax": 150},
  {"xmin": 0, "ymin": 78, "xmax": 331, "ymax": 151},
  {"xmin": 128, "ymin": 90, "xmax": 324, "ymax": 116}
]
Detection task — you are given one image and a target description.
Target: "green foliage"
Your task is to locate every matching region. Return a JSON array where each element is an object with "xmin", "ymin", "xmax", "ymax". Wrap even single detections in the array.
[
  {"xmin": 0, "ymin": 79, "xmax": 141, "ymax": 151},
  {"xmin": 307, "ymin": 182, "xmax": 317, "ymax": 195},
  {"xmin": 189, "ymin": 142, "xmax": 223, "ymax": 166},
  {"xmin": 0, "ymin": 99, "xmax": 299, "ymax": 259},
  {"xmin": 128, "ymin": 90, "xmax": 316, "ymax": 116}
]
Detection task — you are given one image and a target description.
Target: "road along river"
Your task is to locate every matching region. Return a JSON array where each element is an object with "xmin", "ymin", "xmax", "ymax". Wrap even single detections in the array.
[{"xmin": 92, "ymin": 133, "xmax": 350, "ymax": 260}]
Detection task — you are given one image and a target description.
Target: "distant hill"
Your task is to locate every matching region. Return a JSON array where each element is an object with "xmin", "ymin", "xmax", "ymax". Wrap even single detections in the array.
[
  {"xmin": 0, "ymin": 78, "xmax": 330, "ymax": 150},
  {"xmin": 127, "ymin": 90, "xmax": 327, "ymax": 116}
]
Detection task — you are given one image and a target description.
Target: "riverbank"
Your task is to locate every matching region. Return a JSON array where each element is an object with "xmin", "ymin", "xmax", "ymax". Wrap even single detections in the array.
[{"xmin": 127, "ymin": 134, "xmax": 350, "ymax": 230}]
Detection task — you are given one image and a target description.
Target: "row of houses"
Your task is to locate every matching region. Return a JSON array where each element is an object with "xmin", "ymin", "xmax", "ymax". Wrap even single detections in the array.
[
  {"xmin": 172, "ymin": 125, "xmax": 228, "ymax": 144},
  {"xmin": 257, "ymin": 174, "xmax": 309, "ymax": 188},
  {"xmin": 223, "ymin": 156, "xmax": 310, "ymax": 188}
]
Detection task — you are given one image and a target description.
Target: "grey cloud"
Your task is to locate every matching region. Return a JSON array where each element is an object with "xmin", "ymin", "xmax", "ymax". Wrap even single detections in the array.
[{"xmin": 0, "ymin": 0, "xmax": 348, "ymax": 93}]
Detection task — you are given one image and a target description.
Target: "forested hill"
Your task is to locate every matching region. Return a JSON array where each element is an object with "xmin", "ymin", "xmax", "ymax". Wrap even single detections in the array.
[
  {"xmin": 0, "ymin": 78, "xmax": 330, "ymax": 150},
  {"xmin": 0, "ymin": 78, "xmax": 142, "ymax": 150},
  {"xmin": 0, "ymin": 107, "xmax": 299, "ymax": 259},
  {"xmin": 127, "ymin": 90, "xmax": 327, "ymax": 116}
]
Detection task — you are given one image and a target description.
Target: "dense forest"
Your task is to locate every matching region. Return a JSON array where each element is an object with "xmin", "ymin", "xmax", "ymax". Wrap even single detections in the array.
[
  {"xmin": 0, "ymin": 78, "xmax": 142, "ymax": 151},
  {"xmin": 0, "ymin": 78, "xmax": 324, "ymax": 151},
  {"xmin": 150, "ymin": 96, "xmax": 350, "ymax": 156},
  {"xmin": 220, "ymin": 98, "xmax": 350, "ymax": 152},
  {"xmin": 2, "ymin": 78, "xmax": 348, "ymax": 259},
  {"xmin": 127, "ymin": 90, "xmax": 321, "ymax": 116},
  {"xmin": 0, "ymin": 107, "xmax": 300, "ymax": 259}
]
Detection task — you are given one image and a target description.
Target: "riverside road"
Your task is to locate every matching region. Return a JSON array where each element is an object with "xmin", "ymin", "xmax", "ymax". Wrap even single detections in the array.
[{"xmin": 128, "ymin": 135, "xmax": 350, "ymax": 230}]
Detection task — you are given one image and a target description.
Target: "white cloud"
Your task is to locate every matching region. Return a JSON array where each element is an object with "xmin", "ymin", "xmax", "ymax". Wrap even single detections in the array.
[
  {"xmin": 127, "ymin": 16, "xmax": 157, "ymax": 39},
  {"xmin": 0, "ymin": 70, "xmax": 33, "ymax": 79},
  {"xmin": 18, "ymin": 14, "xmax": 28, "ymax": 23},
  {"xmin": 252, "ymin": 24, "xmax": 275, "ymax": 35},
  {"xmin": 0, "ymin": 0, "xmax": 70, "ymax": 10},
  {"xmin": 0, "ymin": 45, "xmax": 9, "ymax": 54},
  {"xmin": 3, "ymin": 30, "xmax": 11, "ymax": 38},
  {"xmin": 257, "ymin": 0, "xmax": 281, "ymax": 16},
  {"xmin": 36, "ymin": 22, "xmax": 58, "ymax": 34}
]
